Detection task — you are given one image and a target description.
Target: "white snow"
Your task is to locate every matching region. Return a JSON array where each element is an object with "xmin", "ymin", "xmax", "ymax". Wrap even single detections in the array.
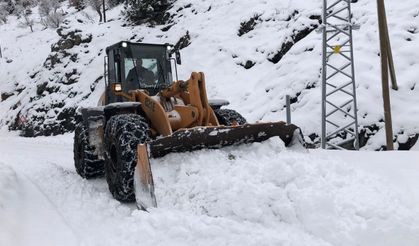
[
  {"xmin": 1, "ymin": 0, "xmax": 419, "ymax": 245},
  {"xmin": 1, "ymin": 134, "xmax": 419, "ymax": 245}
]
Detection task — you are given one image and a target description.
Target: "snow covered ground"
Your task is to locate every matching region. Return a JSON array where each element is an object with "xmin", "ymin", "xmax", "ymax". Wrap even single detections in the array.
[{"xmin": 1, "ymin": 131, "xmax": 419, "ymax": 246}]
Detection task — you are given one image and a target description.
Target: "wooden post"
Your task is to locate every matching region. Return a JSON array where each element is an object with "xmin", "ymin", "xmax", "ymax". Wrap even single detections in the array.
[
  {"xmin": 377, "ymin": 0, "xmax": 394, "ymax": 150},
  {"xmin": 381, "ymin": 2, "xmax": 398, "ymax": 90}
]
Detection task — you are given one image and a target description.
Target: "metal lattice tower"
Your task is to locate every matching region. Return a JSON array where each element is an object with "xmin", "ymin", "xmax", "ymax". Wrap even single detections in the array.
[{"xmin": 321, "ymin": 0, "xmax": 359, "ymax": 150}]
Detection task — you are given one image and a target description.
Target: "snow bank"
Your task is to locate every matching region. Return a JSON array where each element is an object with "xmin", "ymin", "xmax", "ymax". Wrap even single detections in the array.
[
  {"xmin": 151, "ymin": 138, "xmax": 419, "ymax": 245},
  {"xmin": 0, "ymin": 129, "xmax": 418, "ymax": 245},
  {"xmin": 0, "ymin": 163, "xmax": 19, "ymax": 246},
  {"xmin": 9, "ymin": 135, "xmax": 416, "ymax": 246}
]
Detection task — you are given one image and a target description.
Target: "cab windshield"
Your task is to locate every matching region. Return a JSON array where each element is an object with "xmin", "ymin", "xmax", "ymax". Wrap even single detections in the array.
[{"xmin": 123, "ymin": 44, "xmax": 172, "ymax": 91}]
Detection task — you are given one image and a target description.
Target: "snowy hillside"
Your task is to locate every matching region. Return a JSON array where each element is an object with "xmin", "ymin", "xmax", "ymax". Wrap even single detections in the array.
[{"xmin": 0, "ymin": 0, "xmax": 418, "ymax": 149}]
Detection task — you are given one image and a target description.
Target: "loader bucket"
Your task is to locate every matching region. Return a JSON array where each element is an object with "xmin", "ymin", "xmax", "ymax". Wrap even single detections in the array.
[{"xmin": 134, "ymin": 121, "xmax": 304, "ymax": 210}]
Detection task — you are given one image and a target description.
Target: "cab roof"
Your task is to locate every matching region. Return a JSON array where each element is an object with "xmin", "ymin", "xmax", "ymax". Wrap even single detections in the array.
[{"xmin": 105, "ymin": 41, "xmax": 172, "ymax": 54}]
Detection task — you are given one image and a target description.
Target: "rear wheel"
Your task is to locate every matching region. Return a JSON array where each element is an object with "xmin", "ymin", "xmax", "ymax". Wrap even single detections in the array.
[
  {"xmin": 214, "ymin": 108, "xmax": 247, "ymax": 126},
  {"xmin": 73, "ymin": 123, "xmax": 105, "ymax": 179},
  {"xmin": 104, "ymin": 114, "xmax": 151, "ymax": 202}
]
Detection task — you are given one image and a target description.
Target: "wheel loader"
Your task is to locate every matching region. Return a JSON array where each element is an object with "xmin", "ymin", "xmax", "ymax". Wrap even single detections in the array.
[{"xmin": 74, "ymin": 41, "xmax": 304, "ymax": 210}]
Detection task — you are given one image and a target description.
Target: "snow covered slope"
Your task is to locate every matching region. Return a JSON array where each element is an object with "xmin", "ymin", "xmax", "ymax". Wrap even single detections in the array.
[
  {"xmin": 1, "ymin": 133, "xmax": 419, "ymax": 246},
  {"xmin": 0, "ymin": 0, "xmax": 418, "ymax": 149}
]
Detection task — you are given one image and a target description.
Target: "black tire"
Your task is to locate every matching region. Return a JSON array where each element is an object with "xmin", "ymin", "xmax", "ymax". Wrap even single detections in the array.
[
  {"xmin": 214, "ymin": 108, "xmax": 247, "ymax": 126},
  {"xmin": 104, "ymin": 114, "xmax": 151, "ymax": 202},
  {"xmin": 73, "ymin": 123, "xmax": 105, "ymax": 179}
]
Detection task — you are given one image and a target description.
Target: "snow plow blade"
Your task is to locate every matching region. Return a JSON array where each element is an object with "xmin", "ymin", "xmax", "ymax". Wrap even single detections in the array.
[
  {"xmin": 134, "ymin": 121, "xmax": 304, "ymax": 210},
  {"xmin": 149, "ymin": 121, "xmax": 303, "ymax": 158}
]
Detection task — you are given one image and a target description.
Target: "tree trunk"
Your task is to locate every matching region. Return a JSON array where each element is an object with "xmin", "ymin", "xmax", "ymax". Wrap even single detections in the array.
[{"xmin": 97, "ymin": 9, "xmax": 102, "ymax": 22}]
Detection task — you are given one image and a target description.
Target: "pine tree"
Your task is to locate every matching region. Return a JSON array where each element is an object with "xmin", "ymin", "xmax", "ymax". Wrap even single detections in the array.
[{"xmin": 124, "ymin": 0, "xmax": 172, "ymax": 26}]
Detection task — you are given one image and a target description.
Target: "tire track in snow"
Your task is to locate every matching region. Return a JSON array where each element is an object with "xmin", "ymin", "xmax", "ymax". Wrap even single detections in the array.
[{"xmin": 11, "ymin": 164, "xmax": 80, "ymax": 246}]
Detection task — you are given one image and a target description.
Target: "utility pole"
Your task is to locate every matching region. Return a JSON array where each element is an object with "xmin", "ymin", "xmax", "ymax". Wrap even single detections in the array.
[
  {"xmin": 321, "ymin": 0, "xmax": 359, "ymax": 150},
  {"xmin": 102, "ymin": 0, "xmax": 106, "ymax": 23},
  {"xmin": 377, "ymin": 0, "xmax": 394, "ymax": 150},
  {"xmin": 380, "ymin": 1, "xmax": 398, "ymax": 91}
]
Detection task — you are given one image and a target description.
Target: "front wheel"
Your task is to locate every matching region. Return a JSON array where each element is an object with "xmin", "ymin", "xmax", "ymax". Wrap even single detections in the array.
[{"xmin": 104, "ymin": 114, "xmax": 151, "ymax": 202}]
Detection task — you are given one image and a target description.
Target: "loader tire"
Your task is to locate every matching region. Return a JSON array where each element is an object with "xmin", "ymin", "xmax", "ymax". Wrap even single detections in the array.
[
  {"xmin": 104, "ymin": 114, "xmax": 151, "ymax": 202},
  {"xmin": 73, "ymin": 123, "xmax": 105, "ymax": 179},
  {"xmin": 214, "ymin": 108, "xmax": 247, "ymax": 126}
]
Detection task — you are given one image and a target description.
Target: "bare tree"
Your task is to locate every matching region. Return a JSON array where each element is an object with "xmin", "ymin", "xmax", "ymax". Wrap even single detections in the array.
[
  {"xmin": 46, "ymin": 11, "xmax": 64, "ymax": 28},
  {"xmin": 19, "ymin": 9, "xmax": 34, "ymax": 32},
  {"xmin": 38, "ymin": 0, "xmax": 64, "ymax": 29},
  {"xmin": 38, "ymin": 0, "xmax": 52, "ymax": 17},
  {"xmin": 39, "ymin": 0, "xmax": 60, "ymax": 16},
  {"xmin": 86, "ymin": 0, "xmax": 102, "ymax": 22}
]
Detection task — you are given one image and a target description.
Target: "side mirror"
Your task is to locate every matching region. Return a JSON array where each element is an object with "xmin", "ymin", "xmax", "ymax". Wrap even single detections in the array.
[{"xmin": 175, "ymin": 50, "xmax": 181, "ymax": 65}]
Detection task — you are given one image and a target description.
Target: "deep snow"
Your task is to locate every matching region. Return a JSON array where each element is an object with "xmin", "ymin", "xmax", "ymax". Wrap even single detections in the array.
[{"xmin": 1, "ymin": 132, "xmax": 419, "ymax": 246}]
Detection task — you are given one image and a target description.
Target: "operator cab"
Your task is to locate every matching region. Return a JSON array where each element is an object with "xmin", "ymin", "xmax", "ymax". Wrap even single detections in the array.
[{"xmin": 104, "ymin": 41, "xmax": 181, "ymax": 103}]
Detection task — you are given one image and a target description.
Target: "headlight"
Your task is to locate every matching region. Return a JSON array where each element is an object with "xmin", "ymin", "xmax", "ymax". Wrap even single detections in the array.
[
  {"xmin": 121, "ymin": 42, "xmax": 128, "ymax": 48},
  {"xmin": 167, "ymin": 45, "xmax": 174, "ymax": 51},
  {"xmin": 113, "ymin": 83, "xmax": 122, "ymax": 92}
]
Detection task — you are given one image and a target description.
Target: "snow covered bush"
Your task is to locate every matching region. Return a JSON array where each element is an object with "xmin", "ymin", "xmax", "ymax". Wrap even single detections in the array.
[
  {"xmin": 124, "ymin": 0, "xmax": 172, "ymax": 26},
  {"xmin": 0, "ymin": 3, "xmax": 8, "ymax": 23},
  {"xmin": 45, "ymin": 11, "xmax": 65, "ymax": 28},
  {"xmin": 15, "ymin": 0, "xmax": 35, "ymax": 9},
  {"xmin": 39, "ymin": 0, "xmax": 65, "ymax": 29},
  {"xmin": 18, "ymin": 8, "xmax": 34, "ymax": 32},
  {"xmin": 68, "ymin": 0, "xmax": 85, "ymax": 11},
  {"xmin": 38, "ymin": 0, "xmax": 60, "ymax": 17},
  {"xmin": 0, "ymin": 0, "xmax": 15, "ymax": 14},
  {"xmin": 107, "ymin": 0, "xmax": 123, "ymax": 8},
  {"xmin": 0, "ymin": 0, "xmax": 18, "ymax": 23}
]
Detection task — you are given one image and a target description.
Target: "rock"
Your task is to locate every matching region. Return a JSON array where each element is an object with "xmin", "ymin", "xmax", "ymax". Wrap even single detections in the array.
[
  {"xmin": 238, "ymin": 60, "xmax": 256, "ymax": 69},
  {"xmin": 36, "ymin": 82, "xmax": 48, "ymax": 95},
  {"xmin": 1, "ymin": 92, "xmax": 14, "ymax": 101},
  {"xmin": 174, "ymin": 31, "xmax": 191, "ymax": 50},
  {"xmin": 238, "ymin": 14, "xmax": 261, "ymax": 37},
  {"xmin": 268, "ymin": 15, "xmax": 321, "ymax": 64}
]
